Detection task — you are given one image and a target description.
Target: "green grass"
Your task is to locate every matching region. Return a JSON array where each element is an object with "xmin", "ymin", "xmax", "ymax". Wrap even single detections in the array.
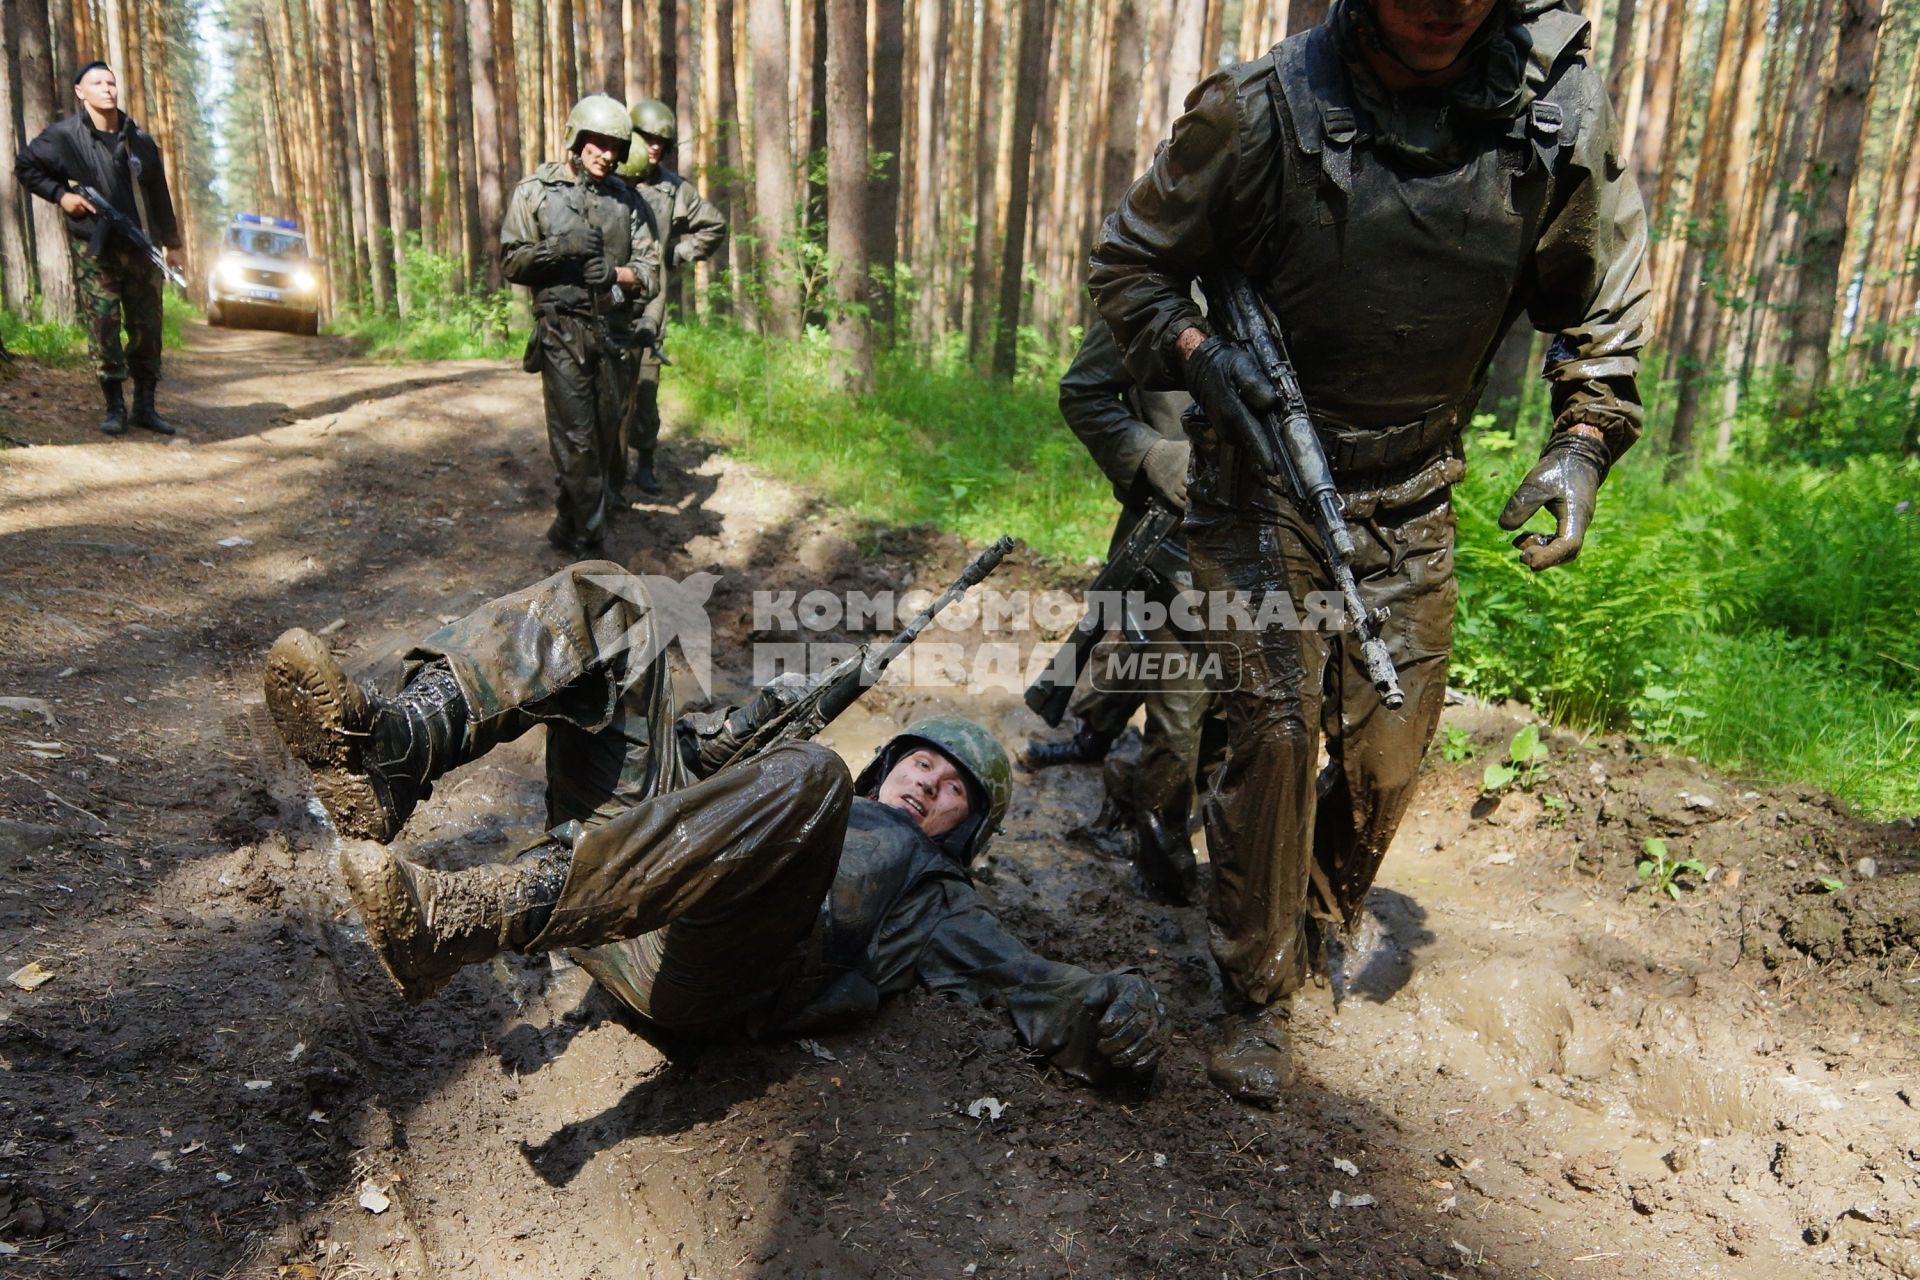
[
  {"xmin": 669, "ymin": 323, "xmax": 1113, "ymax": 560},
  {"xmin": 326, "ymin": 307, "xmax": 527, "ymax": 361},
  {"xmin": 669, "ymin": 321, "xmax": 1920, "ymax": 818},
  {"xmin": 1, "ymin": 290, "xmax": 195, "ymax": 366}
]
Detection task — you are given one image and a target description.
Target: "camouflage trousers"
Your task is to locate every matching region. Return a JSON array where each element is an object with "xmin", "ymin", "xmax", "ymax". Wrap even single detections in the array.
[
  {"xmin": 404, "ymin": 562, "xmax": 853, "ymax": 1035},
  {"xmin": 620, "ymin": 352, "xmax": 663, "ymax": 459},
  {"xmin": 72, "ymin": 243, "xmax": 164, "ymax": 385},
  {"xmin": 1188, "ymin": 489, "xmax": 1456, "ymax": 1007}
]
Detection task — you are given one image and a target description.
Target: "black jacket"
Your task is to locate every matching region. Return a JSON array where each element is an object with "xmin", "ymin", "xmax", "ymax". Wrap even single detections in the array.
[{"xmin": 14, "ymin": 110, "xmax": 180, "ymax": 251}]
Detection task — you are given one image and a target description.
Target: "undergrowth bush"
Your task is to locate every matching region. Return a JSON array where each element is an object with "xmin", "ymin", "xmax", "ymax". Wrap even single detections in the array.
[{"xmin": 327, "ymin": 237, "xmax": 526, "ymax": 360}]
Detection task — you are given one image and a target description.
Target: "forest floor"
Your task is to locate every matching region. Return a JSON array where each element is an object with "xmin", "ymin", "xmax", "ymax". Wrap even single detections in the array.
[{"xmin": 0, "ymin": 322, "xmax": 1916, "ymax": 1279}]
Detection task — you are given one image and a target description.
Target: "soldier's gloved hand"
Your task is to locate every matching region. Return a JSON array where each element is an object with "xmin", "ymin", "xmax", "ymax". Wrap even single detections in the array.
[
  {"xmin": 1140, "ymin": 439, "xmax": 1192, "ymax": 511},
  {"xmin": 1498, "ymin": 430, "xmax": 1611, "ymax": 571},
  {"xmin": 1184, "ymin": 336, "xmax": 1279, "ymax": 475},
  {"xmin": 546, "ymin": 225, "xmax": 602, "ymax": 261},
  {"xmin": 582, "ymin": 254, "xmax": 615, "ymax": 289},
  {"xmin": 1089, "ymin": 973, "xmax": 1168, "ymax": 1075}
]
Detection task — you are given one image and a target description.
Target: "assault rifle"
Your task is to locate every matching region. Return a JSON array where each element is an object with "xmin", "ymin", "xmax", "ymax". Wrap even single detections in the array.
[
  {"xmin": 1201, "ymin": 268, "xmax": 1404, "ymax": 710},
  {"xmin": 72, "ymin": 183, "xmax": 186, "ymax": 289},
  {"xmin": 719, "ymin": 536, "xmax": 1018, "ymax": 770},
  {"xmin": 1022, "ymin": 500, "xmax": 1182, "ymax": 727}
]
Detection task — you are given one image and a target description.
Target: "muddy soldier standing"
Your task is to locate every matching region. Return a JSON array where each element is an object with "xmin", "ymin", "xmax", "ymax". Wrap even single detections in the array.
[
  {"xmin": 1028, "ymin": 315, "xmax": 1216, "ymax": 905},
  {"xmin": 502, "ymin": 95, "xmax": 661, "ymax": 556},
  {"xmin": 613, "ymin": 99, "xmax": 726, "ymax": 496},
  {"xmin": 1089, "ymin": 0, "xmax": 1651, "ymax": 1103},
  {"xmin": 14, "ymin": 61, "xmax": 184, "ymax": 437}
]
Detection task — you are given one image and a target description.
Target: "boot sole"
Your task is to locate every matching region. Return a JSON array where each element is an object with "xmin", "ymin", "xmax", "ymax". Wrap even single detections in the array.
[
  {"xmin": 265, "ymin": 629, "xmax": 399, "ymax": 842},
  {"xmin": 338, "ymin": 842, "xmax": 452, "ymax": 1003}
]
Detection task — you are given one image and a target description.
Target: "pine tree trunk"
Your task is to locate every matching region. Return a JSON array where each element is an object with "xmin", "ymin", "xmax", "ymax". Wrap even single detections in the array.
[
  {"xmin": 1781, "ymin": 0, "xmax": 1883, "ymax": 406},
  {"xmin": 867, "ymin": 0, "xmax": 904, "ymax": 336},
  {"xmin": 1287, "ymin": 0, "xmax": 1330, "ymax": 35},
  {"xmin": 991, "ymin": 0, "xmax": 1051, "ymax": 378},
  {"xmin": 352, "ymin": 0, "xmax": 396, "ymax": 309},
  {"xmin": 17, "ymin": 0, "xmax": 76, "ymax": 321},
  {"xmin": 0, "ymin": 0, "xmax": 35, "ymax": 311},
  {"xmin": 909, "ymin": 0, "xmax": 947, "ymax": 348},
  {"xmin": 495, "ymin": 0, "xmax": 524, "ymax": 183},
  {"xmin": 468, "ymin": 0, "xmax": 506, "ymax": 288},
  {"xmin": 825, "ymin": 0, "xmax": 872, "ymax": 390},
  {"xmin": 966, "ymin": 0, "xmax": 1003, "ymax": 361},
  {"xmin": 1101, "ymin": 0, "xmax": 1145, "ymax": 219},
  {"xmin": 749, "ymin": 0, "xmax": 801, "ymax": 337}
]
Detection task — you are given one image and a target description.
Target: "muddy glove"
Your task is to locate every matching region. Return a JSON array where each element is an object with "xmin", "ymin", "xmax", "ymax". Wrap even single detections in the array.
[
  {"xmin": 541, "ymin": 226, "xmax": 599, "ymax": 266},
  {"xmin": 1184, "ymin": 336, "xmax": 1280, "ymax": 476},
  {"xmin": 582, "ymin": 253, "xmax": 615, "ymax": 289},
  {"xmin": 1089, "ymin": 973, "xmax": 1168, "ymax": 1075},
  {"xmin": 1498, "ymin": 431, "xmax": 1610, "ymax": 571},
  {"xmin": 1140, "ymin": 439, "xmax": 1191, "ymax": 511}
]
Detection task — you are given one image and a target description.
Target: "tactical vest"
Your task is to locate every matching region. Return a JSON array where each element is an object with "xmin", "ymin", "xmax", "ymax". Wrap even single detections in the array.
[{"xmin": 1244, "ymin": 9, "xmax": 1591, "ymax": 477}]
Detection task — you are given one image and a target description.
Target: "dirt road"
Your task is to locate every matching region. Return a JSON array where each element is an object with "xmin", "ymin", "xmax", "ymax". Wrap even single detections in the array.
[{"xmin": 1, "ymin": 324, "xmax": 1915, "ymax": 1278}]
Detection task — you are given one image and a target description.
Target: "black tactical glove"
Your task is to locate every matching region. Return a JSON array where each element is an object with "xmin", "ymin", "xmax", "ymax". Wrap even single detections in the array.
[
  {"xmin": 1089, "ymin": 973, "xmax": 1168, "ymax": 1075},
  {"xmin": 1498, "ymin": 430, "xmax": 1611, "ymax": 571},
  {"xmin": 582, "ymin": 254, "xmax": 615, "ymax": 289},
  {"xmin": 544, "ymin": 225, "xmax": 602, "ymax": 262},
  {"xmin": 1140, "ymin": 438, "xmax": 1192, "ymax": 511},
  {"xmin": 1184, "ymin": 335, "xmax": 1280, "ymax": 475}
]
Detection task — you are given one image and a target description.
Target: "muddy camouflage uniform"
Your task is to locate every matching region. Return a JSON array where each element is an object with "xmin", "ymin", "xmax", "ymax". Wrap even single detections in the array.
[
  {"xmin": 1057, "ymin": 316, "xmax": 1219, "ymax": 887},
  {"xmin": 501, "ymin": 162, "xmax": 661, "ymax": 550},
  {"xmin": 619, "ymin": 165, "xmax": 725, "ymax": 471},
  {"xmin": 1089, "ymin": 0, "xmax": 1651, "ymax": 1007},
  {"xmin": 396, "ymin": 564, "xmax": 1152, "ymax": 1080}
]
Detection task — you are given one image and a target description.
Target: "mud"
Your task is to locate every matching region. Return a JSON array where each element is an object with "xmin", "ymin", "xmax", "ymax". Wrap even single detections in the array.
[{"xmin": 0, "ymin": 325, "xmax": 1916, "ymax": 1278}]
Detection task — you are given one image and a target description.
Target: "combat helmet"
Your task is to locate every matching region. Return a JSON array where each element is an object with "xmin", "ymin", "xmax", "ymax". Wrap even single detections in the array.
[
  {"xmin": 563, "ymin": 94, "xmax": 632, "ymax": 153},
  {"xmin": 854, "ymin": 716, "xmax": 1012, "ymax": 865},
  {"xmin": 631, "ymin": 99, "xmax": 678, "ymax": 144}
]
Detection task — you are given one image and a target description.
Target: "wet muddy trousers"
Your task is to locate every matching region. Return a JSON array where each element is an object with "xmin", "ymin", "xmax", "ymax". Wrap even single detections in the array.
[
  {"xmin": 1188, "ymin": 494, "xmax": 1455, "ymax": 1005},
  {"xmin": 532, "ymin": 313, "xmax": 625, "ymax": 547},
  {"xmin": 401, "ymin": 562, "xmax": 854, "ymax": 1032}
]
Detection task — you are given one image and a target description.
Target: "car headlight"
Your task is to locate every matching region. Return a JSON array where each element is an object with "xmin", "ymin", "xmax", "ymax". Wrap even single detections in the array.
[
  {"xmin": 293, "ymin": 270, "xmax": 318, "ymax": 292},
  {"xmin": 216, "ymin": 259, "xmax": 246, "ymax": 288}
]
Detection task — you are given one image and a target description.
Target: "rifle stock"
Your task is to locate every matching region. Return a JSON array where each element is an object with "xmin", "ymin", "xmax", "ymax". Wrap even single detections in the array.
[{"xmin": 719, "ymin": 536, "xmax": 1018, "ymax": 769}]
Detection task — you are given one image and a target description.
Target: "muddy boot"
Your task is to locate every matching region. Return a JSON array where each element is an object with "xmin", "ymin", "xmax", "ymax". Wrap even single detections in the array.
[
  {"xmin": 265, "ymin": 630, "xmax": 472, "ymax": 841},
  {"xmin": 129, "ymin": 381, "xmax": 176, "ymax": 435},
  {"xmin": 339, "ymin": 838, "xmax": 572, "ymax": 1003},
  {"xmin": 98, "ymin": 379, "xmax": 128, "ymax": 436},
  {"xmin": 628, "ymin": 450, "xmax": 661, "ymax": 496},
  {"xmin": 1022, "ymin": 724, "xmax": 1118, "ymax": 770},
  {"xmin": 1132, "ymin": 810, "xmax": 1198, "ymax": 905},
  {"xmin": 1207, "ymin": 1002, "xmax": 1297, "ymax": 1107}
]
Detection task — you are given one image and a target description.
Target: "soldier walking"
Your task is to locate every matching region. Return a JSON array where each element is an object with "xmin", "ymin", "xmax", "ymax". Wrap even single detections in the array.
[
  {"xmin": 613, "ymin": 99, "xmax": 726, "ymax": 496},
  {"xmin": 502, "ymin": 95, "xmax": 661, "ymax": 556},
  {"xmin": 1089, "ymin": 0, "xmax": 1652, "ymax": 1104},
  {"xmin": 14, "ymin": 61, "xmax": 183, "ymax": 437},
  {"xmin": 1027, "ymin": 316, "xmax": 1221, "ymax": 905}
]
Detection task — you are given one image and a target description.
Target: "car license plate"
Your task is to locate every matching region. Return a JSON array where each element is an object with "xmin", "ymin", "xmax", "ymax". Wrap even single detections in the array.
[{"xmin": 248, "ymin": 288, "xmax": 280, "ymax": 301}]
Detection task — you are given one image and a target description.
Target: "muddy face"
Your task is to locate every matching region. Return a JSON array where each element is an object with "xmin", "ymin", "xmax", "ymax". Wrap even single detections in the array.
[
  {"xmin": 875, "ymin": 748, "xmax": 972, "ymax": 839},
  {"xmin": 573, "ymin": 135, "xmax": 621, "ymax": 180},
  {"xmin": 1369, "ymin": 0, "xmax": 1501, "ymax": 74}
]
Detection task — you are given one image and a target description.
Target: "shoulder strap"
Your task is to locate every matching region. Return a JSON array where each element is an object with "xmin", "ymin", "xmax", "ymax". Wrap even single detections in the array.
[{"xmin": 1270, "ymin": 26, "xmax": 1370, "ymax": 195}]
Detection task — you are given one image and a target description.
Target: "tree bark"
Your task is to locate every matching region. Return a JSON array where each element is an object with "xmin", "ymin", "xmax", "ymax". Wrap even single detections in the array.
[
  {"xmin": 966, "ymin": 0, "xmax": 1002, "ymax": 361},
  {"xmin": 991, "ymin": 0, "xmax": 1051, "ymax": 378},
  {"xmin": 1781, "ymin": 0, "xmax": 1883, "ymax": 405},
  {"xmin": 0, "ymin": 0, "xmax": 35, "ymax": 311},
  {"xmin": 749, "ymin": 0, "xmax": 801, "ymax": 336},
  {"xmin": 16, "ymin": 0, "xmax": 76, "ymax": 321},
  {"xmin": 352, "ymin": 0, "xmax": 396, "ymax": 310},
  {"xmin": 825, "ymin": 0, "xmax": 872, "ymax": 390},
  {"xmin": 1101, "ymin": 0, "xmax": 1145, "ymax": 220},
  {"xmin": 867, "ymin": 0, "xmax": 904, "ymax": 335},
  {"xmin": 468, "ymin": 0, "xmax": 506, "ymax": 288},
  {"xmin": 909, "ymin": 0, "xmax": 947, "ymax": 347},
  {"xmin": 1163, "ymin": 0, "xmax": 1207, "ymax": 140}
]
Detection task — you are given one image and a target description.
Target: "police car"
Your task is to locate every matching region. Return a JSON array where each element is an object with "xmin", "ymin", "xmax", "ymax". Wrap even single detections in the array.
[{"xmin": 206, "ymin": 213, "xmax": 322, "ymax": 334}]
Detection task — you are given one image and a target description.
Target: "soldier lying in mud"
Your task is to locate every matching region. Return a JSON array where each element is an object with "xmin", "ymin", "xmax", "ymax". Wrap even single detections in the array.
[{"xmin": 264, "ymin": 563, "xmax": 1167, "ymax": 1085}]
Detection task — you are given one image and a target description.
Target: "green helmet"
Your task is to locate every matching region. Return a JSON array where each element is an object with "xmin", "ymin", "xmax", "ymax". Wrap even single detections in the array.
[
  {"xmin": 563, "ymin": 94, "xmax": 632, "ymax": 153},
  {"xmin": 631, "ymin": 98, "xmax": 677, "ymax": 144},
  {"xmin": 854, "ymin": 716, "xmax": 1013, "ymax": 865}
]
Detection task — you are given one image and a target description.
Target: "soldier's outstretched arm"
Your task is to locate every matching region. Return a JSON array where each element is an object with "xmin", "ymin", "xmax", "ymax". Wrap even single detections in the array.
[{"xmin": 897, "ymin": 882, "xmax": 1169, "ymax": 1084}]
